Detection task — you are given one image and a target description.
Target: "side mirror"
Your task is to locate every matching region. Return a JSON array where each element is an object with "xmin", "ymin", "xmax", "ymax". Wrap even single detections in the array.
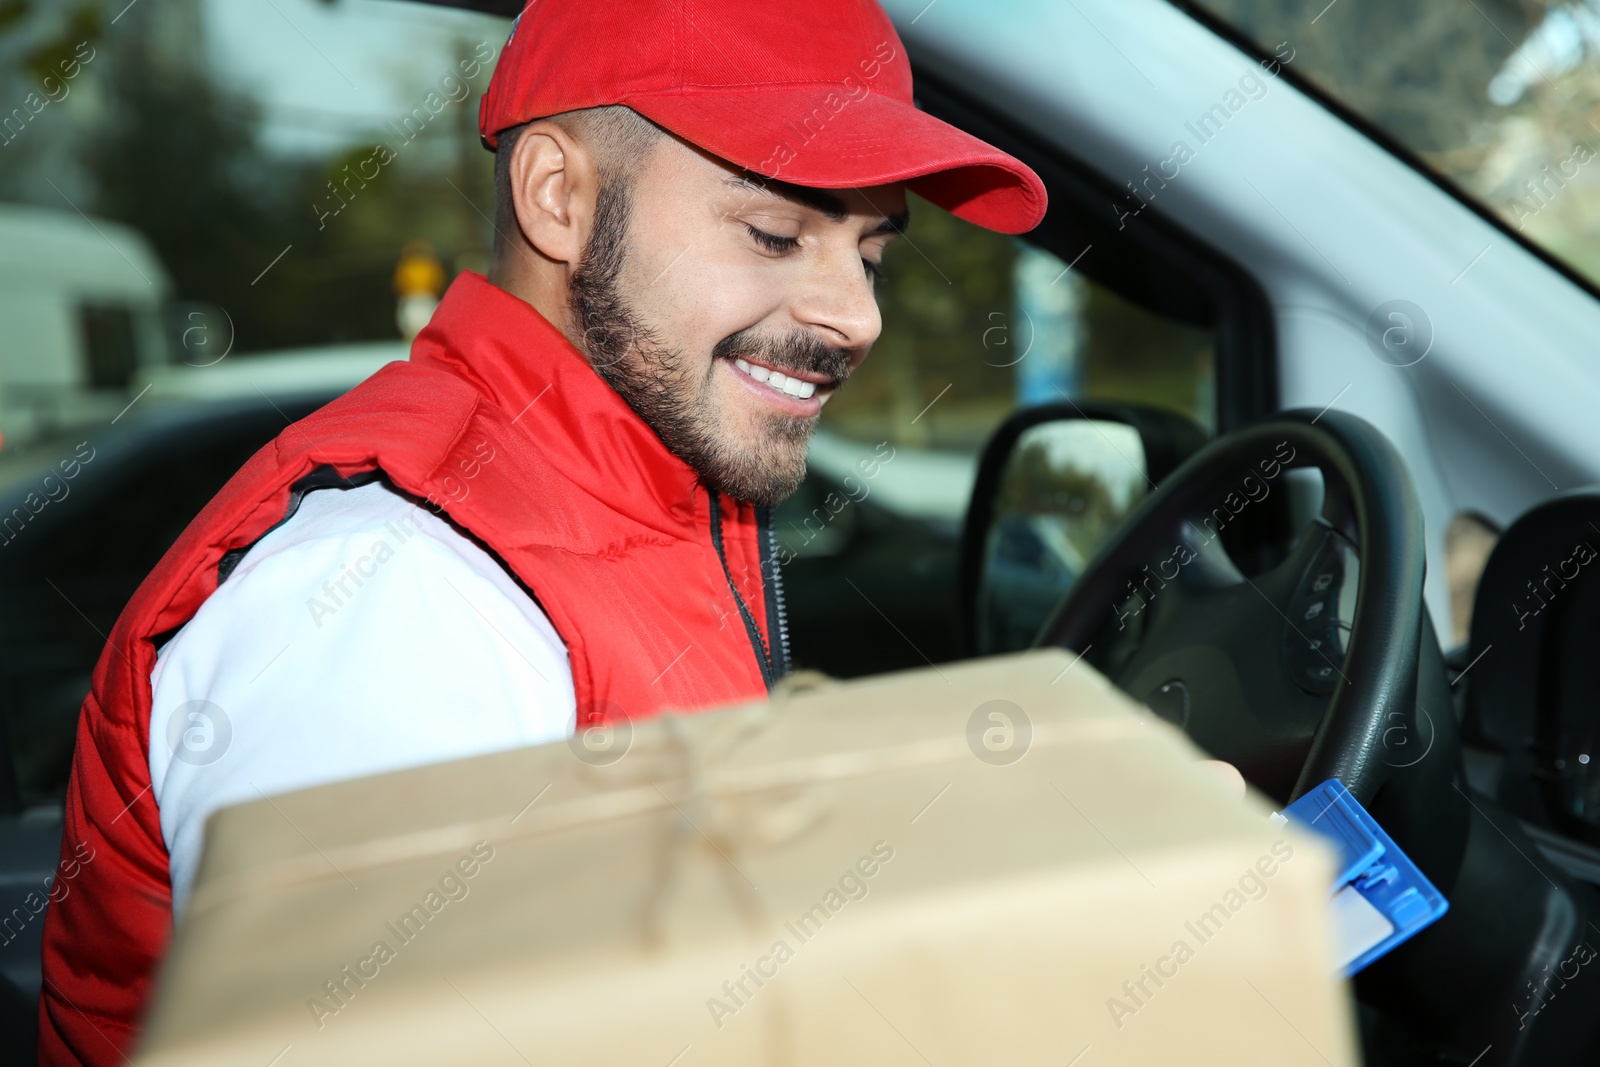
[{"xmin": 960, "ymin": 403, "xmax": 1207, "ymax": 657}]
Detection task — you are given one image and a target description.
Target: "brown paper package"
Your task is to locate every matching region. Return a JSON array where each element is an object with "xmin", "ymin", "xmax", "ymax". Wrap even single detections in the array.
[{"xmin": 135, "ymin": 649, "xmax": 1358, "ymax": 1066}]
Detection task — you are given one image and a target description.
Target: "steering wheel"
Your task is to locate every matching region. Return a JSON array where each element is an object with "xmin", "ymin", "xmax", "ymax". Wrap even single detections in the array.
[{"xmin": 1036, "ymin": 410, "xmax": 1426, "ymax": 805}]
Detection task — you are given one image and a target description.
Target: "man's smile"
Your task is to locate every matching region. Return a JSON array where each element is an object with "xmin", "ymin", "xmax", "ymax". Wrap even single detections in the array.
[
  {"xmin": 733, "ymin": 352, "xmax": 829, "ymax": 395},
  {"xmin": 722, "ymin": 352, "xmax": 839, "ymax": 415}
]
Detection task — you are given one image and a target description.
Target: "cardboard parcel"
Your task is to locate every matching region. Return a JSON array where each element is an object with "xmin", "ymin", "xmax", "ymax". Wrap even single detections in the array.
[{"xmin": 136, "ymin": 649, "xmax": 1357, "ymax": 1066}]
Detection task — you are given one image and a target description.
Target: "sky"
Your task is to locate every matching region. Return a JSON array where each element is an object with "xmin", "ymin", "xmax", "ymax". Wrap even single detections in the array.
[{"xmin": 203, "ymin": 0, "xmax": 511, "ymax": 156}]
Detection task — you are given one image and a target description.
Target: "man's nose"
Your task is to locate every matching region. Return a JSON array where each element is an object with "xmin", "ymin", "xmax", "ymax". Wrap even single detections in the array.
[{"xmin": 789, "ymin": 245, "xmax": 883, "ymax": 353}]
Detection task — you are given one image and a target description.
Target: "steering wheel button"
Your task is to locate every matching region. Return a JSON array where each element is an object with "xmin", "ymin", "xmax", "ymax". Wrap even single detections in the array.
[{"xmin": 1305, "ymin": 601, "xmax": 1326, "ymax": 620}]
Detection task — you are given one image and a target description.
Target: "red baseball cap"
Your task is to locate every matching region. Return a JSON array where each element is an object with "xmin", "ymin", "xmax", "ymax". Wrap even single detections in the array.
[{"xmin": 478, "ymin": 0, "xmax": 1047, "ymax": 235}]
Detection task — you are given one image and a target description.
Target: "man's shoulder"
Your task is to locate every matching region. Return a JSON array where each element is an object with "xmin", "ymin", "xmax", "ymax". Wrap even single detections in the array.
[
  {"xmin": 246, "ymin": 479, "xmax": 444, "ymax": 550},
  {"xmin": 153, "ymin": 479, "xmax": 570, "ymax": 699},
  {"xmin": 224, "ymin": 480, "xmax": 503, "ymax": 593}
]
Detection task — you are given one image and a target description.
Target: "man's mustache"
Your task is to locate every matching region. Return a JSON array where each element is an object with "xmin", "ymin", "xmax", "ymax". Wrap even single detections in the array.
[{"xmin": 712, "ymin": 327, "xmax": 854, "ymax": 387}]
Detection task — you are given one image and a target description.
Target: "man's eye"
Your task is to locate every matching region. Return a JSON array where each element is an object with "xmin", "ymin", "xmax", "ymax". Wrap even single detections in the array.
[
  {"xmin": 862, "ymin": 258, "xmax": 885, "ymax": 281},
  {"xmin": 745, "ymin": 224, "xmax": 800, "ymax": 255}
]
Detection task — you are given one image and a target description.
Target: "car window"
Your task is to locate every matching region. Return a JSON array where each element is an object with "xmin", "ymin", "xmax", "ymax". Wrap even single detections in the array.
[
  {"xmin": 1179, "ymin": 0, "xmax": 1600, "ymax": 291},
  {"xmin": 777, "ymin": 196, "xmax": 1218, "ymax": 677},
  {"xmin": 0, "ymin": 404, "xmax": 324, "ymax": 806},
  {"xmin": 822, "ymin": 194, "xmax": 1216, "ymax": 465}
]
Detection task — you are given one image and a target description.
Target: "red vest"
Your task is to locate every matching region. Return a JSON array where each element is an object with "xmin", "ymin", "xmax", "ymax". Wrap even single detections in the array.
[{"xmin": 38, "ymin": 273, "xmax": 788, "ymax": 1064}]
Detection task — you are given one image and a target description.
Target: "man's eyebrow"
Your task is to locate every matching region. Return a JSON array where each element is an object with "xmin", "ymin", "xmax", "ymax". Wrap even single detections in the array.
[
  {"xmin": 725, "ymin": 173, "xmax": 909, "ymax": 235},
  {"xmin": 868, "ymin": 208, "xmax": 910, "ymax": 236}
]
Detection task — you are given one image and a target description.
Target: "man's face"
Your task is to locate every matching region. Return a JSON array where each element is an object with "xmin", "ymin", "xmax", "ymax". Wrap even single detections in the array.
[{"xmin": 568, "ymin": 136, "xmax": 906, "ymax": 506}]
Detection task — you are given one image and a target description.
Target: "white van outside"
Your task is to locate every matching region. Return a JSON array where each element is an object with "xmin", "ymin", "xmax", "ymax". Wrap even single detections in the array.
[{"xmin": 0, "ymin": 204, "xmax": 174, "ymax": 448}]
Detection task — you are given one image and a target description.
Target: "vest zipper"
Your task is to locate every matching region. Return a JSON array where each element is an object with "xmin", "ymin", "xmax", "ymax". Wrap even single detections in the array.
[
  {"xmin": 706, "ymin": 488, "xmax": 787, "ymax": 691},
  {"xmin": 758, "ymin": 504, "xmax": 791, "ymax": 678}
]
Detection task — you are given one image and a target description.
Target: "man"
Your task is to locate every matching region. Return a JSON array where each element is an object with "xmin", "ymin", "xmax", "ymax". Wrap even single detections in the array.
[{"xmin": 37, "ymin": 0, "xmax": 1045, "ymax": 1060}]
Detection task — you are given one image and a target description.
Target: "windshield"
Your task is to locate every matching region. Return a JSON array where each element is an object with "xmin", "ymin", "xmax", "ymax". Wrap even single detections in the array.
[{"xmin": 1182, "ymin": 0, "xmax": 1600, "ymax": 288}]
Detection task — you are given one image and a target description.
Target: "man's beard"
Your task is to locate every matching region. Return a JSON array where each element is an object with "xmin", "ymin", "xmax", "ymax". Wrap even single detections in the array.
[{"xmin": 567, "ymin": 179, "xmax": 852, "ymax": 506}]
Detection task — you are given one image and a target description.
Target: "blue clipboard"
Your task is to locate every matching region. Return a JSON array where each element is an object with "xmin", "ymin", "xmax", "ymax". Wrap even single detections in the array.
[{"xmin": 1278, "ymin": 778, "xmax": 1449, "ymax": 976}]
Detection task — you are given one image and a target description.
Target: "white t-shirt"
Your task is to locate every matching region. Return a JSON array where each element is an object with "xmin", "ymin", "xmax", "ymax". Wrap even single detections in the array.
[{"xmin": 148, "ymin": 481, "xmax": 576, "ymax": 915}]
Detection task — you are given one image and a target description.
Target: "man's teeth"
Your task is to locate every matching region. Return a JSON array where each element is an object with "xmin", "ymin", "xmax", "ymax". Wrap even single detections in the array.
[{"xmin": 734, "ymin": 357, "xmax": 817, "ymax": 399}]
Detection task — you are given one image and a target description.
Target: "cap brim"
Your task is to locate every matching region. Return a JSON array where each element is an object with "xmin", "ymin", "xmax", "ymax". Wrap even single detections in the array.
[{"xmin": 624, "ymin": 88, "xmax": 1047, "ymax": 235}]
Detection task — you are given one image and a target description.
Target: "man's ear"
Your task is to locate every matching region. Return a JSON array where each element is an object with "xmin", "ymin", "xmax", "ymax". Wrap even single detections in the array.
[{"xmin": 507, "ymin": 120, "xmax": 599, "ymax": 266}]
